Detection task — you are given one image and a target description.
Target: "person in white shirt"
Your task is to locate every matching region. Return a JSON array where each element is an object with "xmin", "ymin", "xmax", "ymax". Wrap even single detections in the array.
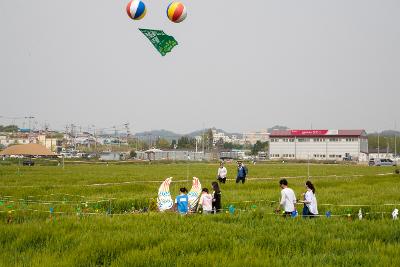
[
  {"xmin": 198, "ymin": 188, "xmax": 213, "ymax": 214},
  {"xmin": 277, "ymin": 178, "xmax": 297, "ymax": 217},
  {"xmin": 217, "ymin": 162, "xmax": 227, "ymax": 184},
  {"xmin": 299, "ymin": 181, "xmax": 318, "ymax": 218}
]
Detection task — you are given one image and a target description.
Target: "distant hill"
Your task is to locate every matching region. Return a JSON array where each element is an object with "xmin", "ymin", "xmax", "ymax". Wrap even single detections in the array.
[
  {"xmin": 135, "ymin": 129, "xmax": 181, "ymax": 141},
  {"xmin": 134, "ymin": 127, "xmax": 244, "ymax": 141}
]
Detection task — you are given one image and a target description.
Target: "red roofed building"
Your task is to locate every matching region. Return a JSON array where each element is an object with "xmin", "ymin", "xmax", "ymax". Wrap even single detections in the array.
[{"xmin": 269, "ymin": 129, "xmax": 368, "ymax": 161}]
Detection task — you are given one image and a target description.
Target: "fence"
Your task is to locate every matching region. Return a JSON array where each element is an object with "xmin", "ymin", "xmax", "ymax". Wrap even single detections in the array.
[{"xmin": 136, "ymin": 151, "xmax": 214, "ymax": 161}]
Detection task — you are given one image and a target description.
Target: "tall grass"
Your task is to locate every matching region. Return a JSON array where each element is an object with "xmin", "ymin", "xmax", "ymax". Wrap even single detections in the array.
[{"xmin": 0, "ymin": 162, "xmax": 399, "ymax": 266}]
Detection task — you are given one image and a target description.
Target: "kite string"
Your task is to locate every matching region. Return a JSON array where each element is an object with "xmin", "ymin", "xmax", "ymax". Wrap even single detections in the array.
[{"xmin": 1, "ymin": 194, "xmax": 399, "ymax": 208}]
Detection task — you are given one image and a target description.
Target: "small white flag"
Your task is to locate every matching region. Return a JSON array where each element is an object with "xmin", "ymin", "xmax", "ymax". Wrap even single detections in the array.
[{"xmin": 392, "ymin": 209, "xmax": 399, "ymax": 220}]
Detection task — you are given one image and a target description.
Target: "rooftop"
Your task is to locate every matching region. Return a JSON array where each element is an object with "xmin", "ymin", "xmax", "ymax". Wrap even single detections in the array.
[{"xmin": 270, "ymin": 129, "xmax": 366, "ymax": 137}]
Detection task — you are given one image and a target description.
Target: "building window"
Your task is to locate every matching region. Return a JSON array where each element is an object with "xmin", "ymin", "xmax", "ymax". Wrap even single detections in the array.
[
  {"xmin": 289, "ymin": 138, "xmax": 294, "ymax": 142},
  {"xmin": 298, "ymin": 138, "xmax": 309, "ymax": 142}
]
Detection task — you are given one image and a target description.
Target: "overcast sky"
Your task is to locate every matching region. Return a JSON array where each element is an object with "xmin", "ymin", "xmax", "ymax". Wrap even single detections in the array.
[{"xmin": 0, "ymin": 0, "xmax": 399, "ymax": 134}]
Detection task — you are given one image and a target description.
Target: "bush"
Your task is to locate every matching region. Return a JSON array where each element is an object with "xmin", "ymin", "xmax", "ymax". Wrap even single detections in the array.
[{"xmin": 395, "ymin": 169, "xmax": 399, "ymax": 174}]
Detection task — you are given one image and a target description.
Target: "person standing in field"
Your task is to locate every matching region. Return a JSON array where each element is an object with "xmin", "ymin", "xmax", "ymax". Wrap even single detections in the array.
[
  {"xmin": 217, "ymin": 162, "xmax": 228, "ymax": 184},
  {"xmin": 299, "ymin": 181, "xmax": 318, "ymax": 218},
  {"xmin": 198, "ymin": 188, "xmax": 213, "ymax": 214},
  {"xmin": 236, "ymin": 161, "xmax": 247, "ymax": 184},
  {"xmin": 277, "ymin": 179, "xmax": 297, "ymax": 217},
  {"xmin": 211, "ymin": 182, "xmax": 222, "ymax": 214},
  {"xmin": 174, "ymin": 187, "xmax": 189, "ymax": 215}
]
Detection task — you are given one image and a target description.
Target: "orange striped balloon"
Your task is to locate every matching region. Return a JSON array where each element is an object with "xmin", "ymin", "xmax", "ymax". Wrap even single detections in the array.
[{"xmin": 166, "ymin": 2, "xmax": 187, "ymax": 23}]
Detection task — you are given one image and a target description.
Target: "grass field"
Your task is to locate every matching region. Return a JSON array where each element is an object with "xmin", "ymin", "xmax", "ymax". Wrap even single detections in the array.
[{"xmin": 0, "ymin": 161, "xmax": 399, "ymax": 266}]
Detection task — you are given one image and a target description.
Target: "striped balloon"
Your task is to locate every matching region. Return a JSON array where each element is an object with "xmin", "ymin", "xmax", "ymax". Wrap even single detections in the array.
[
  {"xmin": 126, "ymin": 0, "xmax": 147, "ymax": 20},
  {"xmin": 166, "ymin": 2, "xmax": 187, "ymax": 23}
]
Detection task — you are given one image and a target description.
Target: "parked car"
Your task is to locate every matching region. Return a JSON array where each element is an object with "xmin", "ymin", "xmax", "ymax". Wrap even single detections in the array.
[
  {"xmin": 22, "ymin": 159, "xmax": 34, "ymax": 166},
  {"xmin": 369, "ymin": 158, "xmax": 397, "ymax": 166}
]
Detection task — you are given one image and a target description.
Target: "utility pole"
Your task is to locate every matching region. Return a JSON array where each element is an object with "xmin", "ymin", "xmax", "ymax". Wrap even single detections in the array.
[
  {"xmin": 377, "ymin": 131, "xmax": 380, "ymax": 159},
  {"xmin": 71, "ymin": 124, "xmax": 77, "ymax": 150},
  {"xmin": 44, "ymin": 123, "xmax": 49, "ymax": 149},
  {"xmin": 92, "ymin": 125, "xmax": 96, "ymax": 153},
  {"xmin": 124, "ymin": 122, "xmax": 130, "ymax": 147},
  {"xmin": 386, "ymin": 137, "xmax": 389, "ymax": 158},
  {"xmin": 26, "ymin": 116, "xmax": 35, "ymax": 143},
  {"xmin": 202, "ymin": 123, "xmax": 205, "ymax": 154},
  {"xmin": 395, "ymin": 121, "xmax": 397, "ymax": 158}
]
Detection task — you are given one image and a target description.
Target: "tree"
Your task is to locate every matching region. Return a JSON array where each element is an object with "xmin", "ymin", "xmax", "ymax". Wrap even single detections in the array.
[
  {"xmin": 177, "ymin": 136, "xmax": 196, "ymax": 149},
  {"xmin": 251, "ymin": 141, "xmax": 269, "ymax": 155},
  {"xmin": 0, "ymin": 125, "xmax": 18, "ymax": 132},
  {"xmin": 368, "ymin": 135, "xmax": 399, "ymax": 155},
  {"xmin": 223, "ymin": 142, "xmax": 243, "ymax": 150},
  {"xmin": 207, "ymin": 129, "xmax": 213, "ymax": 150},
  {"xmin": 215, "ymin": 138, "xmax": 224, "ymax": 150},
  {"xmin": 156, "ymin": 138, "xmax": 170, "ymax": 149}
]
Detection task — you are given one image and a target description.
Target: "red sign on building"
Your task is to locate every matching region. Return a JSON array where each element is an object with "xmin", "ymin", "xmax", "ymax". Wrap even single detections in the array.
[{"xmin": 290, "ymin": 130, "xmax": 329, "ymax": 136}]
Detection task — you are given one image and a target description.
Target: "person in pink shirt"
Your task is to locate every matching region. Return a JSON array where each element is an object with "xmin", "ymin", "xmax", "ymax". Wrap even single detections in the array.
[{"xmin": 198, "ymin": 188, "xmax": 213, "ymax": 214}]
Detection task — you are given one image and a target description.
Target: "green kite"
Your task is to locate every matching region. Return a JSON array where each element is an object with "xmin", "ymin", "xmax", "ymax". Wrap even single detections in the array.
[{"xmin": 139, "ymin": 28, "xmax": 178, "ymax": 56}]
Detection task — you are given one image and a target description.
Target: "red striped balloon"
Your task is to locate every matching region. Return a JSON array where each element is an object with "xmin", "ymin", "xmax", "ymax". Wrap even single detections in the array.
[{"xmin": 166, "ymin": 2, "xmax": 187, "ymax": 23}]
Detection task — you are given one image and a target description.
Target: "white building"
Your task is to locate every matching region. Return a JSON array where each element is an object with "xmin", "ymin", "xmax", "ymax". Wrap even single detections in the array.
[
  {"xmin": 0, "ymin": 135, "xmax": 34, "ymax": 146},
  {"xmin": 212, "ymin": 129, "xmax": 232, "ymax": 145},
  {"xmin": 242, "ymin": 130, "xmax": 270, "ymax": 145},
  {"xmin": 269, "ymin": 130, "xmax": 368, "ymax": 161},
  {"xmin": 37, "ymin": 134, "xmax": 59, "ymax": 151}
]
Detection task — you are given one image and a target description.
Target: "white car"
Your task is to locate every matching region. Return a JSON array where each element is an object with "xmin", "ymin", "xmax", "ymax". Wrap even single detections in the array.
[{"xmin": 369, "ymin": 158, "xmax": 397, "ymax": 166}]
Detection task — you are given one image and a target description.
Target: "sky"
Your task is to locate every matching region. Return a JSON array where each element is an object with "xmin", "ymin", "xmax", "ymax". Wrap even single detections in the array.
[{"xmin": 0, "ymin": 0, "xmax": 399, "ymax": 134}]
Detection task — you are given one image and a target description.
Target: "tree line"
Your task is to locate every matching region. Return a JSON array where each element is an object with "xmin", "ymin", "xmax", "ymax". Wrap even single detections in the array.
[{"xmin": 0, "ymin": 125, "xmax": 19, "ymax": 132}]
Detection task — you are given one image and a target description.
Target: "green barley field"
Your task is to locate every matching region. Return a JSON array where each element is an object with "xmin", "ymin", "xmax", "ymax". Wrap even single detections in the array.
[{"xmin": 0, "ymin": 161, "xmax": 400, "ymax": 266}]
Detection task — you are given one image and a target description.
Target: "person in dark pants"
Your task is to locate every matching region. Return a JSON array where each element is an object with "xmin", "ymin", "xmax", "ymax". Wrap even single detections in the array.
[
  {"xmin": 217, "ymin": 162, "xmax": 227, "ymax": 184},
  {"xmin": 299, "ymin": 181, "xmax": 318, "ymax": 218},
  {"xmin": 236, "ymin": 161, "xmax": 247, "ymax": 184},
  {"xmin": 211, "ymin": 182, "xmax": 222, "ymax": 213}
]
